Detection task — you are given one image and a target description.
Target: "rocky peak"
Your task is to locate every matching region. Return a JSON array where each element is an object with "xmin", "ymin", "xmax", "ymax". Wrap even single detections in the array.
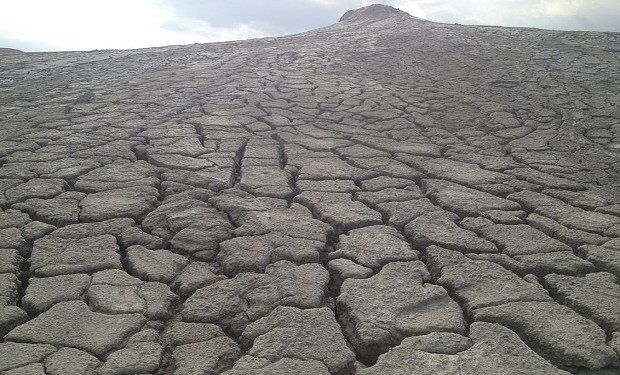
[{"xmin": 339, "ymin": 4, "xmax": 410, "ymax": 23}]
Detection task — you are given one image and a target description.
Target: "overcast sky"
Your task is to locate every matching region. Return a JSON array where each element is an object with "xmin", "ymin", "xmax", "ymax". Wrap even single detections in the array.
[{"xmin": 1, "ymin": 0, "xmax": 618, "ymax": 52}]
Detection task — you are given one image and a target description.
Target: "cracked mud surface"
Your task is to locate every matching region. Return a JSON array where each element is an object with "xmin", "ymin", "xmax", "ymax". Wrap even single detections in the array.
[{"xmin": 1, "ymin": 4, "xmax": 619, "ymax": 374}]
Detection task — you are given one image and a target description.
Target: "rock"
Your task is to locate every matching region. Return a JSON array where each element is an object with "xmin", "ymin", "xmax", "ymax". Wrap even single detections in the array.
[
  {"xmin": 292, "ymin": 152, "xmax": 376, "ymax": 181},
  {"xmin": 20, "ymin": 221, "xmax": 56, "ymax": 242},
  {"xmin": 144, "ymin": 137, "xmax": 207, "ymax": 157},
  {"xmin": 375, "ymin": 198, "xmax": 443, "ymax": 230},
  {"xmin": 329, "ymin": 225, "xmax": 419, "ymax": 270},
  {"xmin": 240, "ymin": 306, "xmax": 356, "ymax": 374},
  {"xmin": 217, "ymin": 232, "xmax": 324, "ymax": 276},
  {"xmin": 543, "ymin": 189, "xmax": 609, "ymax": 210},
  {"xmin": 422, "ymin": 179, "xmax": 521, "ymax": 217},
  {"xmin": 182, "ymin": 261, "xmax": 328, "ymax": 334},
  {"xmin": 577, "ymin": 245, "xmax": 620, "ymax": 278},
  {"xmin": 0, "ymin": 180, "xmax": 23, "ymax": 204},
  {"xmin": 172, "ymin": 336, "xmax": 241, "ymax": 375},
  {"xmin": 237, "ymin": 205, "xmax": 329, "ymax": 239},
  {"xmin": 118, "ymin": 226, "xmax": 164, "ymax": 249},
  {"xmin": 0, "ymin": 342, "xmax": 57, "ymax": 372},
  {"xmin": 337, "ymin": 261, "xmax": 466, "ymax": 362},
  {"xmin": 0, "ymin": 306, "xmax": 28, "ymax": 338},
  {"xmin": 88, "ymin": 284, "xmax": 146, "ymax": 315},
  {"xmin": 294, "ymin": 191, "xmax": 383, "ymax": 233},
  {"xmin": 29, "ymin": 234, "xmax": 122, "ymax": 276},
  {"xmin": 148, "ymin": 153, "xmax": 215, "ymax": 171},
  {"xmin": 412, "ymin": 158, "xmax": 510, "ymax": 187},
  {"xmin": 5, "ymin": 301, "xmax": 145, "ymax": 357},
  {"xmin": 44, "ymin": 347, "xmax": 101, "ymax": 375},
  {"xmin": 79, "ymin": 186, "xmax": 159, "ymax": 222},
  {"xmin": 462, "ymin": 217, "xmax": 572, "ymax": 256},
  {"xmin": 512, "ymin": 251, "xmax": 595, "ymax": 276},
  {"xmin": 126, "ymin": 327, "xmax": 159, "ymax": 345},
  {"xmin": 527, "ymin": 213, "xmax": 609, "ymax": 248},
  {"xmin": 327, "ymin": 258, "xmax": 374, "ymax": 293},
  {"xmin": 143, "ymin": 199, "xmax": 212, "ymax": 236},
  {"xmin": 162, "ymin": 169, "xmax": 231, "ymax": 192},
  {"xmin": 0, "ymin": 209, "xmax": 31, "ymax": 228},
  {"xmin": 297, "ymin": 179, "xmax": 359, "ymax": 193},
  {"xmin": 88, "ymin": 281, "xmax": 177, "ymax": 320},
  {"xmin": 475, "ymin": 182, "xmax": 516, "ymax": 197},
  {"xmin": 125, "ymin": 245, "xmax": 188, "ymax": 283},
  {"xmin": 4, "ymin": 178, "xmax": 66, "ymax": 204},
  {"xmin": 544, "ymin": 272, "xmax": 620, "ymax": 333},
  {"xmin": 3, "ymin": 363, "xmax": 46, "ymax": 375},
  {"xmin": 508, "ymin": 167, "xmax": 584, "ymax": 191},
  {"xmin": 359, "ymin": 322, "xmax": 570, "ymax": 374},
  {"xmin": 596, "ymin": 204, "xmax": 620, "ymax": 216},
  {"xmin": 482, "ymin": 209, "xmax": 526, "ymax": 224},
  {"xmin": 0, "ymin": 273, "xmax": 20, "ymax": 305},
  {"xmin": 360, "ymin": 176, "xmax": 418, "ymax": 191},
  {"xmin": 74, "ymin": 161, "xmax": 160, "ymax": 193},
  {"xmin": 167, "ymin": 322, "xmax": 225, "ymax": 346},
  {"xmin": 404, "ymin": 212, "xmax": 498, "ymax": 253},
  {"xmin": 474, "ymin": 301, "xmax": 618, "ymax": 369},
  {"xmin": 346, "ymin": 156, "xmax": 420, "ymax": 178},
  {"xmin": 51, "ymin": 218, "xmax": 135, "ymax": 239},
  {"xmin": 355, "ymin": 136, "xmax": 442, "ymax": 157},
  {"xmin": 141, "ymin": 197, "xmax": 233, "ymax": 252},
  {"xmin": 239, "ymin": 165, "xmax": 293, "ymax": 199},
  {"xmin": 208, "ymin": 188, "xmax": 272, "ymax": 221},
  {"xmin": 13, "ymin": 192, "xmax": 83, "ymax": 226},
  {"xmin": 91, "ymin": 269, "xmax": 143, "ymax": 286},
  {"xmin": 99, "ymin": 342, "xmax": 162, "ymax": 375},
  {"xmin": 138, "ymin": 126, "xmax": 201, "ymax": 141},
  {"xmin": 22, "ymin": 274, "xmax": 91, "ymax": 314},
  {"xmin": 169, "ymin": 223, "xmax": 233, "ymax": 254},
  {"xmin": 170, "ymin": 262, "xmax": 226, "ymax": 297},
  {"xmin": 330, "ymin": 142, "xmax": 387, "ymax": 160},
  {"xmin": 610, "ymin": 332, "xmax": 620, "ymax": 357},
  {"xmin": 73, "ymin": 140, "xmax": 140, "ymax": 163},
  {"xmin": 389, "ymin": 331, "xmax": 472, "ymax": 354},
  {"xmin": 426, "ymin": 246, "xmax": 551, "ymax": 313},
  {"xmin": 508, "ymin": 190, "xmax": 620, "ymax": 235},
  {"xmin": 223, "ymin": 356, "xmax": 331, "ymax": 375},
  {"xmin": 211, "ymin": 189, "xmax": 332, "ymax": 241},
  {"xmin": 355, "ymin": 186, "xmax": 423, "ymax": 207},
  {"xmin": 0, "ymin": 228, "xmax": 28, "ymax": 254},
  {"xmin": 0, "ymin": 248, "xmax": 23, "ymax": 274},
  {"xmin": 467, "ymin": 251, "xmax": 595, "ymax": 277},
  {"xmin": 139, "ymin": 282, "xmax": 179, "ymax": 320}
]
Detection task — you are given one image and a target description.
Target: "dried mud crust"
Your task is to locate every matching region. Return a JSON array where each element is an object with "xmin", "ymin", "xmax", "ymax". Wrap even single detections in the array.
[{"xmin": 0, "ymin": 4, "xmax": 619, "ymax": 375}]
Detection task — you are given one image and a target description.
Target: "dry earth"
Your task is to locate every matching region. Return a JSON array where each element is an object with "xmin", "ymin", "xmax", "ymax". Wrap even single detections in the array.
[{"xmin": 0, "ymin": 4, "xmax": 619, "ymax": 374}]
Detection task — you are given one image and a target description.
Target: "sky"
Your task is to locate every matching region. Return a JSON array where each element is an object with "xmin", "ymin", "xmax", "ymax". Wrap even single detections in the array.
[{"xmin": 1, "ymin": 0, "xmax": 618, "ymax": 52}]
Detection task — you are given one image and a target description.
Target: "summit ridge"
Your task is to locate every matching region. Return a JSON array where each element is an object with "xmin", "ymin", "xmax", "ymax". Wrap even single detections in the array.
[{"xmin": 339, "ymin": 4, "xmax": 411, "ymax": 23}]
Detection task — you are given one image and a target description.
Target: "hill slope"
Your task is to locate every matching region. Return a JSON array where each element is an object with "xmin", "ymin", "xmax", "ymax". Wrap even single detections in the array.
[{"xmin": 0, "ymin": 4, "xmax": 619, "ymax": 374}]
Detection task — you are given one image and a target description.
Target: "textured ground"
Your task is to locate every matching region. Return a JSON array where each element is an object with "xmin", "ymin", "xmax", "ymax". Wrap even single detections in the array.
[{"xmin": 1, "ymin": 4, "xmax": 619, "ymax": 374}]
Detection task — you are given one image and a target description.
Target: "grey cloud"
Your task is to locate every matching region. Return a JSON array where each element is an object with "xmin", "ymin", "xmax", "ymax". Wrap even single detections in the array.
[
  {"xmin": 384, "ymin": 0, "xmax": 619, "ymax": 32},
  {"xmin": 0, "ymin": 36, "xmax": 62, "ymax": 53},
  {"xmin": 156, "ymin": 0, "xmax": 366, "ymax": 36}
]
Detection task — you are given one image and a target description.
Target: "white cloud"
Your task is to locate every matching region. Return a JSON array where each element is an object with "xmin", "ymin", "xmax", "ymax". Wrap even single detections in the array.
[
  {"xmin": 308, "ymin": 0, "xmax": 341, "ymax": 5},
  {"xmin": 392, "ymin": 0, "xmax": 457, "ymax": 20},
  {"xmin": 538, "ymin": 0, "xmax": 584, "ymax": 16},
  {"xmin": 381, "ymin": 0, "xmax": 618, "ymax": 31},
  {"xmin": 0, "ymin": 0, "xmax": 267, "ymax": 51}
]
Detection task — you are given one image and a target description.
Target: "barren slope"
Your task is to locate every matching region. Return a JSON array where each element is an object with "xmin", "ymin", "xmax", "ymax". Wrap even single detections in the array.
[{"xmin": 1, "ymin": 4, "xmax": 619, "ymax": 374}]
